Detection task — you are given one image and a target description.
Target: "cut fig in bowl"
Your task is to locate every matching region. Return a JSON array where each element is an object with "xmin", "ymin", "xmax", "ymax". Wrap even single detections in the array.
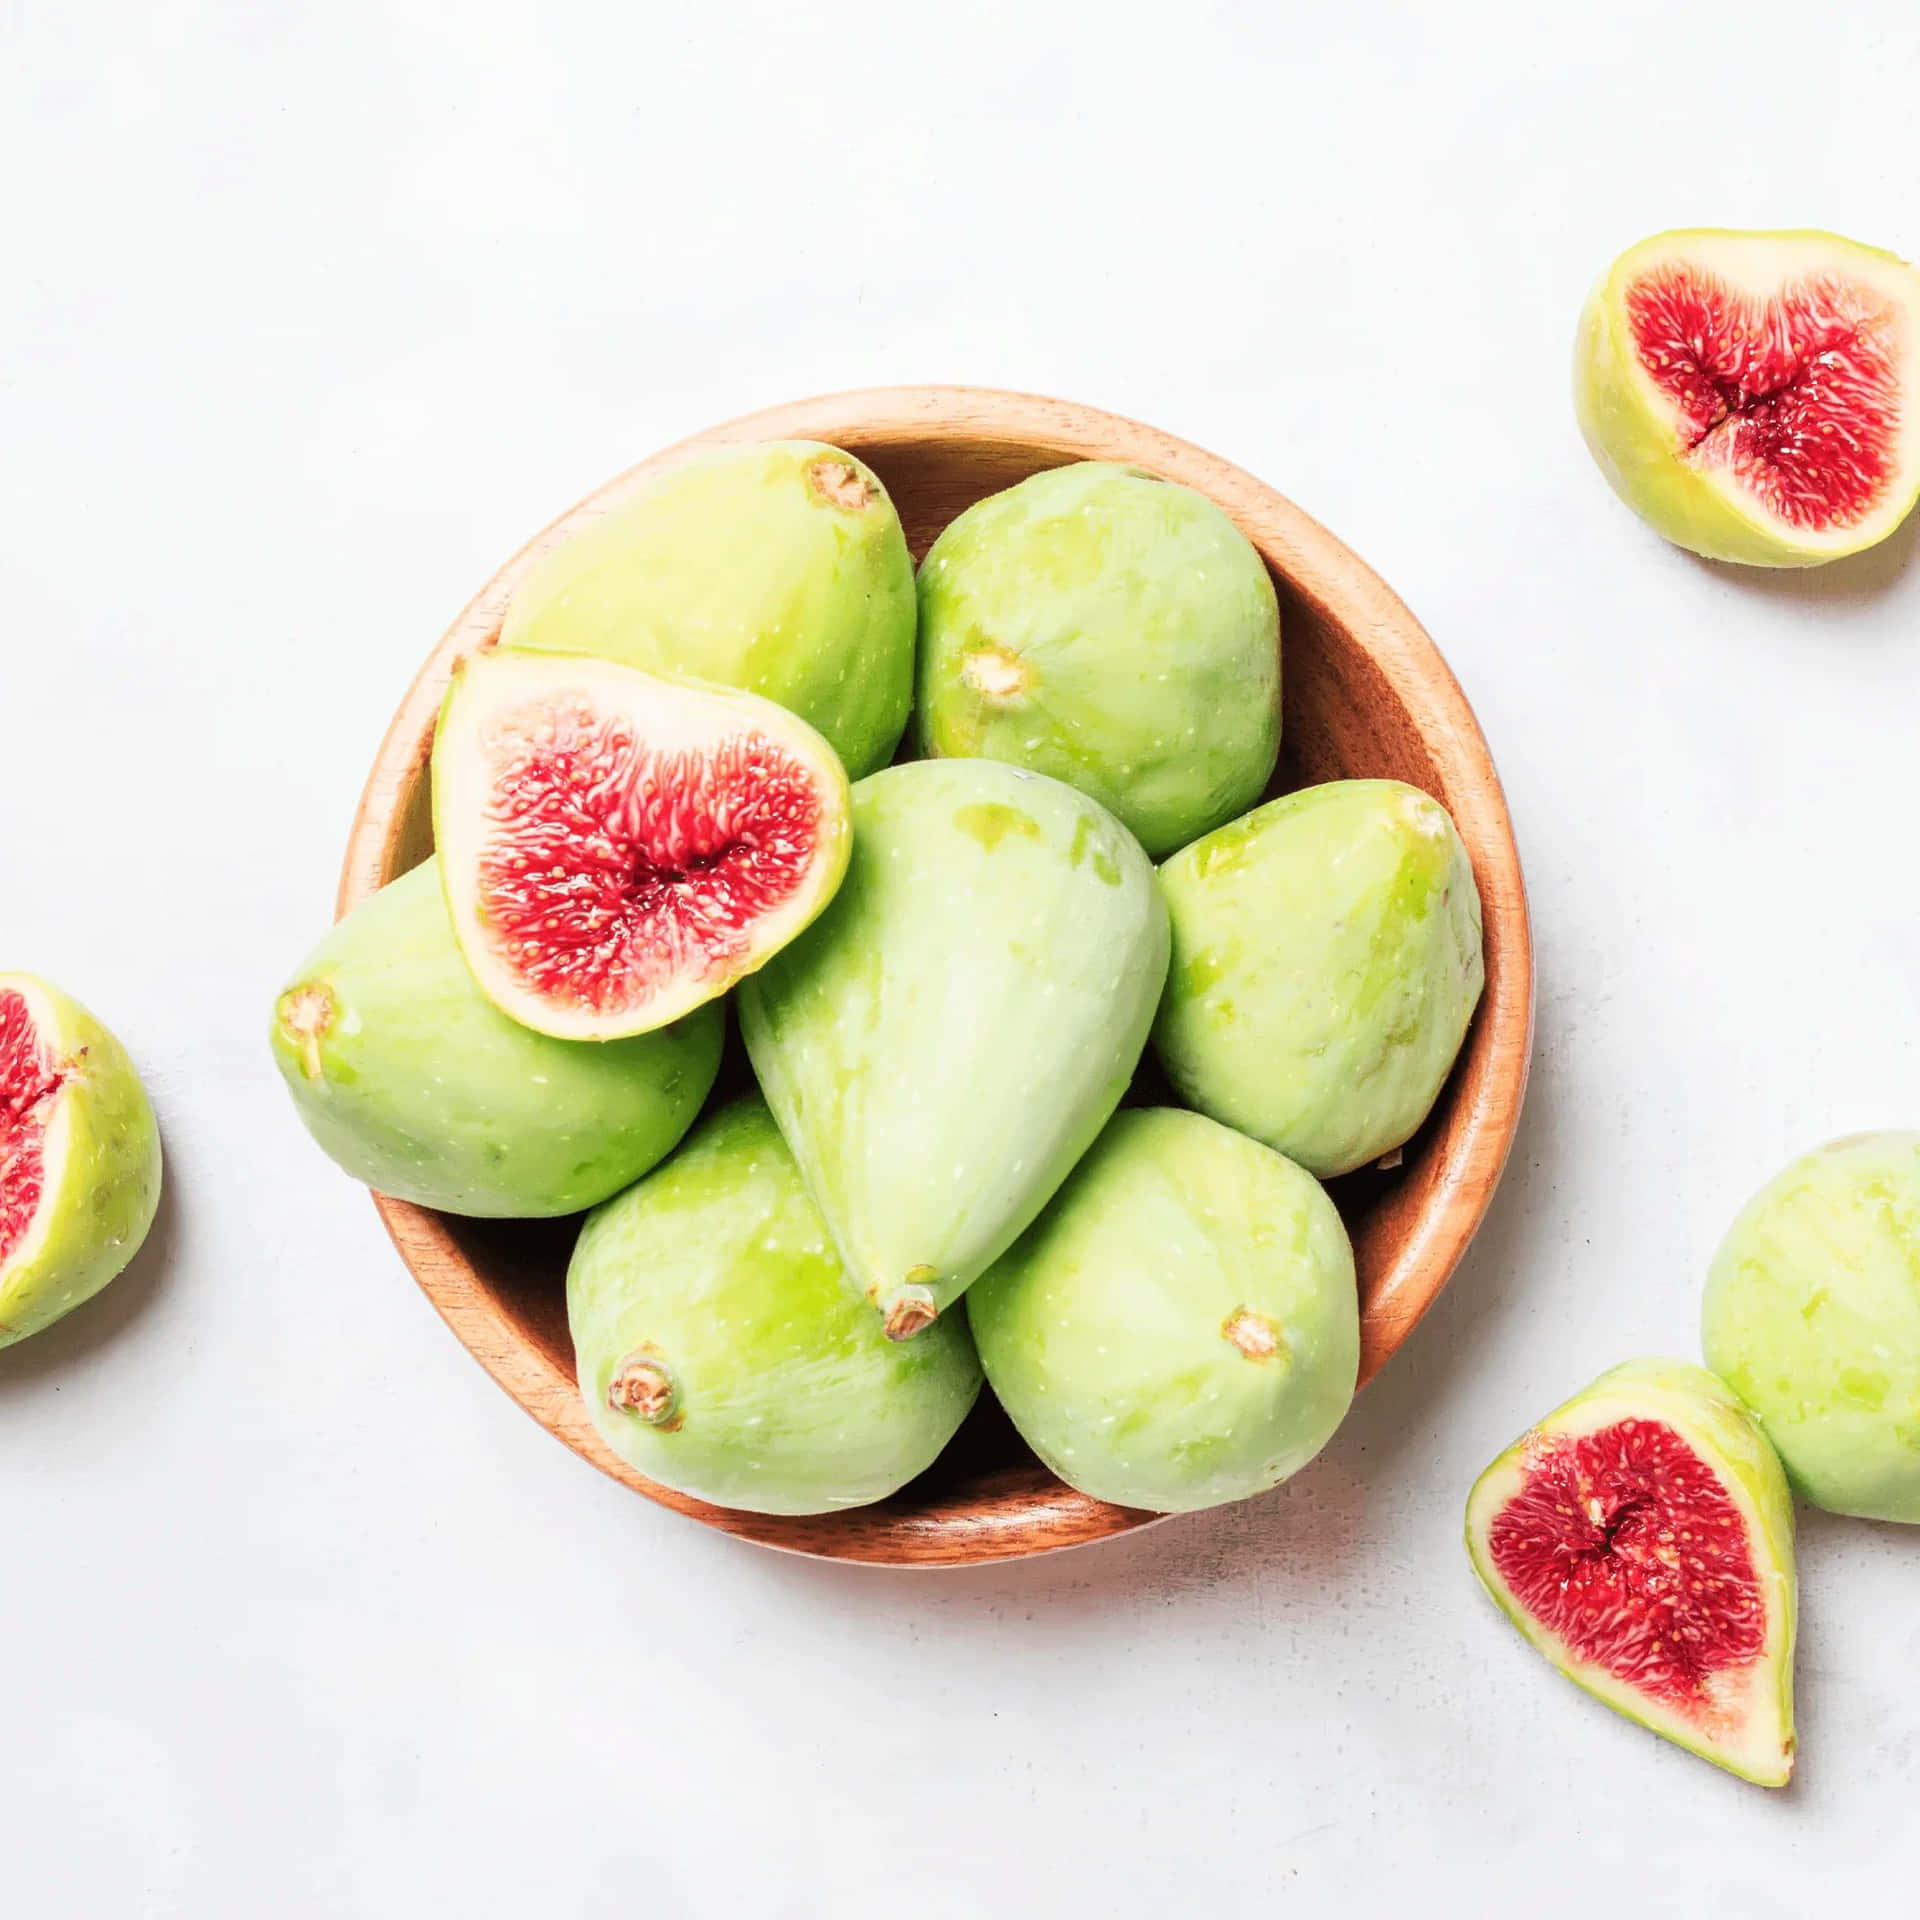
[
  {"xmin": 1575, "ymin": 227, "xmax": 1920, "ymax": 565},
  {"xmin": 1465, "ymin": 1360, "xmax": 1796, "ymax": 1787},
  {"xmin": 432, "ymin": 651, "xmax": 852, "ymax": 1041}
]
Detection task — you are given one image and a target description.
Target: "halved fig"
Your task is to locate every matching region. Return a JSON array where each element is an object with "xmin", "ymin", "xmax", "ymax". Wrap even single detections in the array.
[
  {"xmin": 1575, "ymin": 228, "xmax": 1920, "ymax": 565},
  {"xmin": 1, "ymin": 974, "xmax": 162, "ymax": 1348},
  {"xmin": 432, "ymin": 652, "xmax": 851, "ymax": 1041},
  {"xmin": 1465, "ymin": 1360, "xmax": 1796, "ymax": 1787}
]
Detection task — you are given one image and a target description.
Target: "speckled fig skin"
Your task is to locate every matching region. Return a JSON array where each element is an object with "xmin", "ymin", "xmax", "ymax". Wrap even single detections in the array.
[
  {"xmin": 967, "ymin": 1107, "xmax": 1357, "ymax": 1513},
  {"xmin": 0, "ymin": 974, "xmax": 161, "ymax": 1348},
  {"xmin": 502, "ymin": 440, "xmax": 916, "ymax": 777},
  {"xmin": 738, "ymin": 758, "xmax": 1169, "ymax": 1337},
  {"xmin": 1574, "ymin": 228, "xmax": 1920, "ymax": 566},
  {"xmin": 1703, "ymin": 1132, "xmax": 1920, "ymax": 1524},
  {"xmin": 270, "ymin": 859, "xmax": 722, "ymax": 1217},
  {"xmin": 569, "ymin": 1096, "xmax": 982, "ymax": 1515},
  {"xmin": 1465, "ymin": 1361, "xmax": 1796, "ymax": 1787},
  {"xmin": 913, "ymin": 462, "xmax": 1280, "ymax": 858},
  {"xmin": 1152, "ymin": 779, "xmax": 1483, "ymax": 1179}
]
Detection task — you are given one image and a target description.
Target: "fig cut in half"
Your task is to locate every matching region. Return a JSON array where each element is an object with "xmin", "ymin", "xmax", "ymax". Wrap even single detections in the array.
[
  {"xmin": 433, "ymin": 651, "xmax": 851, "ymax": 1041},
  {"xmin": 1465, "ymin": 1360, "xmax": 1796, "ymax": 1787},
  {"xmin": 1, "ymin": 973, "xmax": 162, "ymax": 1348},
  {"xmin": 1575, "ymin": 228, "xmax": 1920, "ymax": 565}
]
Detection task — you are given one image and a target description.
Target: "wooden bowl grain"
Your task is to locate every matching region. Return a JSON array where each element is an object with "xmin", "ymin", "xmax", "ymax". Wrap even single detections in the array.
[{"xmin": 342, "ymin": 386, "xmax": 1533, "ymax": 1566}]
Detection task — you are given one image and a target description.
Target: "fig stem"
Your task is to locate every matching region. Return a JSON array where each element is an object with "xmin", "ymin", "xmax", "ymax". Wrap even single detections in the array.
[
  {"xmin": 806, "ymin": 459, "xmax": 873, "ymax": 512},
  {"xmin": 275, "ymin": 985, "xmax": 335, "ymax": 1083},
  {"xmin": 607, "ymin": 1352, "xmax": 679, "ymax": 1426},
  {"xmin": 881, "ymin": 1283, "xmax": 939, "ymax": 1342}
]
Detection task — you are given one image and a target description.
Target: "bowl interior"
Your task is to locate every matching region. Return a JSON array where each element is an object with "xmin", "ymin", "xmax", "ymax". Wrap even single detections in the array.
[{"xmin": 348, "ymin": 389, "xmax": 1532, "ymax": 1566}]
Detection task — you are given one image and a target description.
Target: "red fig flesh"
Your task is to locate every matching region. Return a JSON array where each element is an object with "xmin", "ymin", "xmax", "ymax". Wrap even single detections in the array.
[
  {"xmin": 1575, "ymin": 228, "xmax": 1920, "ymax": 565},
  {"xmin": 432, "ymin": 652, "xmax": 851, "ymax": 1041}
]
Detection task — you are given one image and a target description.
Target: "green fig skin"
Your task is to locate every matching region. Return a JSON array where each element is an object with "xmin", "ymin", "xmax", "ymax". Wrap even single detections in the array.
[
  {"xmin": 1573, "ymin": 228, "xmax": 1920, "ymax": 567},
  {"xmin": 0, "ymin": 974, "xmax": 162, "ymax": 1348},
  {"xmin": 502, "ymin": 441, "xmax": 916, "ymax": 778},
  {"xmin": 1703, "ymin": 1132, "xmax": 1920, "ymax": 1524},
  {"xmin": 1152, "ymin": 780, "xmax": 1483, "ymax": 1179},
  {"xmin": 913, "ymin": 462, "xmax": 1280, "ymax": 859},
  {"xmin": 738, "ymin": 758, "xmax": 1170, "ymax": 1335},
  {"xmin": 1465, "ymin": 1360, "xmax": 1797, "ymax": 1788},
  {"xmin": 270, "ymin": 860, "xmax": 722, "ymax": 1217},
  {"xmin": 967, "ymin": 1107, "xmax": 1358, "ymax": 1514},
  {"xmin": 568, "ymin": 1096, "xmax": 982, "ymax": 1515}
]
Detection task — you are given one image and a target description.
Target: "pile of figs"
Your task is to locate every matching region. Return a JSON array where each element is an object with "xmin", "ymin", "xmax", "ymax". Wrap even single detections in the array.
[
  {"xmin": 271, "ymin": 443, "xmax": 1488, "ymax": 1518},
  {"xmin": 17, "ymin": 216, "xmax": 1920, "ymax": 1809}
]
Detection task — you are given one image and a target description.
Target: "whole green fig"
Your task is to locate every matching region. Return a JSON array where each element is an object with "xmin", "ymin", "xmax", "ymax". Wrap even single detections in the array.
[
  {"xmin": 914, "ymin": 462, "xmax": 1280, "ymax": 858},
  {"xmin": 271, "ymin": 859, "xmax": 721, "ymax": 1216},
  {"xmin": 739, "ymin": 758, "xmax": 1168, "ymax": 1338},
  {"xmin": 569, "ymin": 1096, "xmax": 982, "ymax": 1515},
  {"xmin": 1703, "ymin": 1132, "xmax": 1920, "ymax": 1523},
  {"xmin": 968, "ymin": 1107, "xmax": 1357, "ymax": 1513},
  {"xmin": 1153, "ymin": 779, "xmax": 1483, "ymax": 1178},
  {"xmin": 502, "ymin": 441, "xmax": 915, "ymax": 777}
]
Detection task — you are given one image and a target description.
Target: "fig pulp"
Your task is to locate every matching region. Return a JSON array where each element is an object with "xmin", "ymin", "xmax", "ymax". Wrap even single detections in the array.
[
  {"xmin": 738, "ymin": 758, "xmax": 1169, "ymax": 1338},
  {"xmin": 1703, "ymin": 1132, "xmax": 1920, "ymax": 1524},
  {"xmin": 433, "ymin": 652, "xmax": 851, "ymax": 1041},
  {"xmin": 568, "ymin": 1096, "xmax": 981, "ymax": 1515},
  {"xmin": 914, "ymin": 462, "xmax": 1280, "ymax": 859},
  {"xmin": 1575, "ymin": 228, "xmax": 1920, "ymax": 565},
  {"xmin": 968, "ymin": 1108, "xmax": 1358, "ymax": 1513},
  {"xmin": 1153, "ymin": 780, "xmax": 1483, "ymax": 1178},
  {"xmin": 0, "ymin": 974, "xmax": 161, "ymax": 1347},
  {"xmin": 271, "ymin": 859, "xmax": 722, "ymax": 1216},
  {"xmin": 1465, "ymin": 1361, "xmax": 1796, "ymax": 1787},
  {"xmin": 503, "ymin": 441, "xmax": 916, "ymax": 778}
]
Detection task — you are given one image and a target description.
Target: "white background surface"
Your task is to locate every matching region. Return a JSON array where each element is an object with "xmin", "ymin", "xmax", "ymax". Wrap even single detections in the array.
[{"xmin": 4, "ymin": 3, "xmax": 1917, "ymax": 1913}]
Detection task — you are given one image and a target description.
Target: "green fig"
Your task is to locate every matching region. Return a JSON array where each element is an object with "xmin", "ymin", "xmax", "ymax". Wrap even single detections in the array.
[
  {"xmin": 502, "ymin": 440, "xmax": 916, "ymax": 776},
  {"xmin": 738, "ymin": 758, "xmax": 1169, "ymax": 1337},
  {"xmin": 914, "ymin": 461, "xmax": 1280, "ymax": 858},
  {"xmin": 967, "ymin": 1107, "xmax": 1358, "ymax": 1513},
  {"xmin": 1574, "ymin": 228, "xmax": 1920, "ymax": 566},
  {"xmin": 1466, "ymin": 1361, "xmax": 1796, "ymax": 1787},
  {"xmin": 1703, "ymin": 1131, "xmax": 1920, "ymax": 1524},
  {"xmin": 1, "ymin": 974, "xmax": 162, "ymax": 1347},
  {"xmin": 271, "ymin": 859, "xmax": 722, "ymax": 1217},
  {"xmin": 568, "ymin": 1095, "xmax": 981, "ymax": 1515},
  {"xmin": 1152, "ymin": 779, "xmax": 1483, "ymax": 1178}
]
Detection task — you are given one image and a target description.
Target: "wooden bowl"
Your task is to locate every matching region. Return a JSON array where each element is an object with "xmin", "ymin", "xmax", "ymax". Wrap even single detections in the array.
[{"xmin": 342, "ymin": 387, "xmax": 1533, "ymax": 1566}]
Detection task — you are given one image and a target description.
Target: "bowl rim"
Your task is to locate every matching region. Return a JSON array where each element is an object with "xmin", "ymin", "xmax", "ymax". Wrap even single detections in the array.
[{"xmin": 340, "ymin": 384, "xmax": 1535, "ymax": 1567}]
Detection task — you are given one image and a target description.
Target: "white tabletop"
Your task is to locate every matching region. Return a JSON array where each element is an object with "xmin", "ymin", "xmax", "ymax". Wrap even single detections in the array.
[{"xmin": 5, "ymin": 4, "xmax": 1916, "ymax": 1913}]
